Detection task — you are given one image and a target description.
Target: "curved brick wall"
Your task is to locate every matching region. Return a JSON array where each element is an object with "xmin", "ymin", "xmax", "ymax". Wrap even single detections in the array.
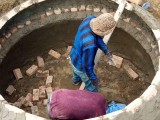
[{"xmin": 0, "ymin": 0, "xmax": 160, "ymax": 120}]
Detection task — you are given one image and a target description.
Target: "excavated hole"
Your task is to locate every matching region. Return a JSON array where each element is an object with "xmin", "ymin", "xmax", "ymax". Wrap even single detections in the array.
[{"xmin": 0, "ymin": 20, "xmax": 155, "ymax": 118}]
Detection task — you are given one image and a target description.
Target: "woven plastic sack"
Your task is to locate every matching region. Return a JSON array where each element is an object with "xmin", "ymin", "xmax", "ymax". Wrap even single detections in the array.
[{"xmin": 49, "ymin": 89, "xmax": 107, "ymax": 120}]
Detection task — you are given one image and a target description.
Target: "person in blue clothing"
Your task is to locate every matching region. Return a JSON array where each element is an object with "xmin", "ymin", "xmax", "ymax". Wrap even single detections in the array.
[{"xmin": 69, "ymin": 13, "xmax": 116, "ymax": 92}]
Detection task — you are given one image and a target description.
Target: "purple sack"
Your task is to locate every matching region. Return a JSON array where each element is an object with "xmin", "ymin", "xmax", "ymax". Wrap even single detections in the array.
[{"xmin": 49, "ymin": 89, "xmax": 107, "ymax": 120}]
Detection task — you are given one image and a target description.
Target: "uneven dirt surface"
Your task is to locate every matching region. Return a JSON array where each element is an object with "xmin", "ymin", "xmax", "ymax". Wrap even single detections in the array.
[{"xmin": 3, "ymin": 48, "xmax": 151, "ymax": 118}]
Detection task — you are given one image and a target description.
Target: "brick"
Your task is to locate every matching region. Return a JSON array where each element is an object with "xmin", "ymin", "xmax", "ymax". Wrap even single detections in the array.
[
  {"xmin": 36, "ymin": 70, "xmax": 49, "ymax": 77},
  {"xmin": 79, "ymin": 5, "xmax": 85, "ymax": 11},
  {"xmin": 26, "ymin": 65, "xmax": 38, "ymax": 76},
  {"xmin": 79, "ymin": 82, "xmax": 85, "ymax": 90},
  {"xmin": 48, "ymin": 49, "xmax": 61, "ymax": 59},
  {"xmin": 6, "ymin": 85, "xmax": 16, "ymax": 95},
  {"xmin": 111, "ymin": 55, "xmax": 123, "ymax": 68},
  {"xmin": 124, "ymin": 65, "xmax": 139, "ymax": 80},
  {"xmin": 101, "ymin": 8, "xmax": 107, "ymax": 13},
  {"xmin": 46, "ymin": 11, "xmax": 53, "ymax": 16},
  {"xmin": 1, "ymin": 37, "xmax": 7, "ymax": 44},
  {"xmin": 13, "ymin": 68, "xmax": 23, "ymax": 80},
  {"xmin": 127, "ymin": 0, "xmax": 142, "ymax": 5},
  {"xmin": 46, "ymin": 76, "xmax": 53, "ymax": 86},
  {"xmin": 23, "ymin": 93, "xmax": 32, "ymax": 107},
  {"xmin": 13, "ymin": 96, "xmax": 25, "ymax": 108},
  {"xmin": 40, "ymin": 13, "xmax": 46, "ymax": 19},
  {"xmin": 54, "ymin": 8, "xmax": 61, "ymax": 14},
  {"xmin": 32, "ymin": 89, "xmax": 39, "ymax": 101},
  {"xmin": 123, "ymin": 18, "xmax": 130, "ymax": 23},
  {"xmin": 26, "ymin": 20, "xmax": 31, "ymax": 25},
  {"xmin": 86, "ymin": 5, "xmax": 92, "ymax": 11},
  {"xmin": 45, "ymin": 87, "xmax": 52, "ymax": 98},
  {"xmin": 17, "ymin": 24, "xmax": 24, "ymax": 29},
  {"xmin": 31, "ymin": 106, "xmax": 39, "ymax": 115},
  {"xmin": 10, "ymin": 27, "xmax": 18, "ymax": 34},
  {"xmin": 43, "ymin": 99, "xmax": 48, "ymax": 106},
  {"xmin": 37, "ymin": 56, "xmax": 45, "ymax": 67},
  {"xmin": 62, "ymin": 8, "xmax": 70, "ymax": 12},
  {"xmin": 93, "ymin": 7, "xmax": 101, "ymax": 12},
  {"xmin": 39, "ymin": 86, "xmax": 46, "ymax": 99},
  {"xmin": 63, "ymin": 46, "xmax": 72, "ymax": 57},
  {"xmin": 5, "ymin": 33, "xmax": 11, "ymax": 38},
  {"xmin": 71, "ymin": 7, "xmax": 78, "ymax": 12}
]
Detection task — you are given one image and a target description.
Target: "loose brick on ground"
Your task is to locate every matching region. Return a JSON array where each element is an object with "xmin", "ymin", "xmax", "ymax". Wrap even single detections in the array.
[
  {"xmin": 39, "ymin": 86, "xmax": 46, "ymax": 99},
  {"xmin": 46, "ymin": 87, "xmax": 53, "ymax": 98},
  {"xmin": 48, "ymin": 49, "xmax": 61, "ymax": 59},
  {"xmin": 13, "ymin": 96, "xmax": 25, "ymax": 108},
  {"xmin": 36, "ymin": 70, "xmax": 49, "ymax": 77},
  {"xmin": 110, "ymin": 55, "xmax": 123, "ymax": 68},
  {"xmin": 46, "ymin": 76, "xmax": 53, "ymax": 86},
  {"xmin": 86, "ymin": 5, "xmax": 92, "ymax": 11},
  {"xmin": 37, "ymin": 56, "xmax": 45, "ymax": 67},
  {"xmin": 31, "ymin": 106, "xmax": 39, "ymax": 115},
  {"xmin": 79, "ymin": 82, "xmax": 85, "ymax": 90},
  {"xmin": 33, "ymin": 89, "xmax": 39, "ymax": 102},
  {"xmin": 124, "ymin": 65, "xmax": 139, "ymax": 80},
  {"xmin": 13, "ymin": 68, "xmax": 23, "ymax": 80},
  {"xmin": 6, "ymin": 85, "xmax": 16, "ymax": 95},
  {"xmin": 26, "ymin": 65, "xmax": 38, "ymax": 76},
  {"xmin": 63, "ymin": 46, "xmax": 72, "ymax": 57},
  {"xmin": 43, "ymin": 99, "xmax": 48, "ymax": 106},
  {"xmin": 62, "ymin": 8, "xmax": 70, "ymax": 12},
  {"xmin": 94, "ymin": 7, "xmax": 100, "ymax": 12},
  {"xmin": 23, "ymin": 93, "xmax": 32, "ymax": 107}
]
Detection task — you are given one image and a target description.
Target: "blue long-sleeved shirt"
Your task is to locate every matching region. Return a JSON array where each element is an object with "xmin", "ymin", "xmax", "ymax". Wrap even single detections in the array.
[{"xmin": 69, "ymin": 15, "xmax": 110, "ymax": 81}]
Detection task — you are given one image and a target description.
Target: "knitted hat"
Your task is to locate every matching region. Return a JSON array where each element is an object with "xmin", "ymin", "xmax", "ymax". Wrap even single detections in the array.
[{"xmin": 90, "ymin": 13, "xmax": 116, "ymax": 36}]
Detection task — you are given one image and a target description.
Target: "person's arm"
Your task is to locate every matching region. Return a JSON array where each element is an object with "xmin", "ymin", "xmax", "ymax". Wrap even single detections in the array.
[
  {"xmin": 82, "ymin": 48, "xmax": 97, "ymax": 81},
  {"xmin": 97, "ymin": 36, "xmax": 112, "ymax": 58}
]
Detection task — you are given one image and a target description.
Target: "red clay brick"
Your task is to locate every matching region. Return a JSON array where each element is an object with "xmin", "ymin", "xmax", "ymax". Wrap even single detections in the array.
[
  {"xmin": 26, "ymin": 20, "xmax": 31, "ymax": 25},
  {"xmin": 26, "ymin": 65, "xmax": 38, "ymax": 76},
  {"xmin": 79, "ymin": 5, "xmax": 85, "ymax": 11},
  {"xmin": 10, "ymin": 27, "xmax": 18, "ymax": 34},
  {"xmin": 37, "ymin": 56, "xmax": 45, "ymax": 67},
  {"xmin": 31, "ymin": 106, "xmax": 39, "ymax": 115},
  {"xmin": 40, "ymin": 13, "xmax": 46, "ymax": 19},
  {"xmin": 17, "ymin": 24, "xmax": 24, "ymax": 29},
  {"xmin": 46, "ymin": 11, "xmax": 53, "ymax": 16},
  {"xmin": 46, "ymin": 76, "xmax": 53, "ymax": 86},
  {"xmin": 32, "ymin": 89, "xmax": 39, "ymax": 102},
  {"xmin": 36, "ymin": 70, "xmax": 49, "ymax": 77},
  {"xmin": 43, "ymin": 99, "xmax": 48, "ymax": 106},
  {"xmin": 54, "ymin": 8, "xmax": 61, "ymax": 14},
  {"xmin": 5, "ymin": 33, "xmax": 11, "ymax": 38},
  {"xmin": 13, "ymin": 68, "xmax": 23, "ymax": 80},
  {"xmin": 71, "ymin": 7, "xmax": 78, "ymax": 12},
  {"xmin": 45, "ymin": 87, "xmax": 52, "ymax": 98},
  {"xmin": 48, "ymin": 49, "xmax": 61, "ymax": 59},
  {"xmin": 111, "ymin": 55, "xmax": 123, "ymax": 68},
  {"xmin": 23, "ymin": 93, "xmax": 33, "ymax": 107},
  {"xmin": 124, "ymin": 65, "xmax": 139, "ymax": 80},
  {"xmin": 127, "ymin": 0, "xmax": 142, "ymax": 5},
  {"xmin": 39, "ymin": 86, "xmax": 46, "ymax": 99},
  {"xmin": 6, "ymin": 85, "xmax": 16, "ymax": 95},
  {"xmin": 13, "ymin": 96, "xmax": 25, "ymax": 108}
]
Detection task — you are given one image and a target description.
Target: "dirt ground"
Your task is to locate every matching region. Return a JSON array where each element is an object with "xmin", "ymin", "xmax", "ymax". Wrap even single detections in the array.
[{"xmin": 3, "ymin": 47, "xmax": 151, "ymax": 118}]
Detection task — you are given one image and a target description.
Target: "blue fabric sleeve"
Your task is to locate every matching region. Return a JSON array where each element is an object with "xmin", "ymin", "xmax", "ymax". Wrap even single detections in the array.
[
  {"xmin": 82, "ymin": 48, "xmax": 97, "ymax": 80},
  {"xmin": 97, "ymin": 36, "xmax": 110, "ymax": 56}
]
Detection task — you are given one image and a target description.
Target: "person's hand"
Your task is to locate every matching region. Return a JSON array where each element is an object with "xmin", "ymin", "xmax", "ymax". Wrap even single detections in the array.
[{"xmin": 107, "ymin": 56, "xmax": 116, "ymax": 66}]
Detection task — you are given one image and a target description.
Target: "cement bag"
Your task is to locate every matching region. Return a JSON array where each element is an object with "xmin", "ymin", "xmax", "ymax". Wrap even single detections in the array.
[{"xmin": 49, "ymin": 89, "xmax": 107, "ymax": 120}]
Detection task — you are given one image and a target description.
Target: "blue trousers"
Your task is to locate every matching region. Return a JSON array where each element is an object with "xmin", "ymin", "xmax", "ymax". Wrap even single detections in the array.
[{"xmin": 71, "ymin": 63, "xmax": 98, "ymax": 92}]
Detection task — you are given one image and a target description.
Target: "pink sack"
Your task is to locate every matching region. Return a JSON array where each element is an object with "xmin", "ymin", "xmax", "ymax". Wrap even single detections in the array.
[{"xmin": 49, "ymin": 89, "xmax": 107, "ymax": 120}]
